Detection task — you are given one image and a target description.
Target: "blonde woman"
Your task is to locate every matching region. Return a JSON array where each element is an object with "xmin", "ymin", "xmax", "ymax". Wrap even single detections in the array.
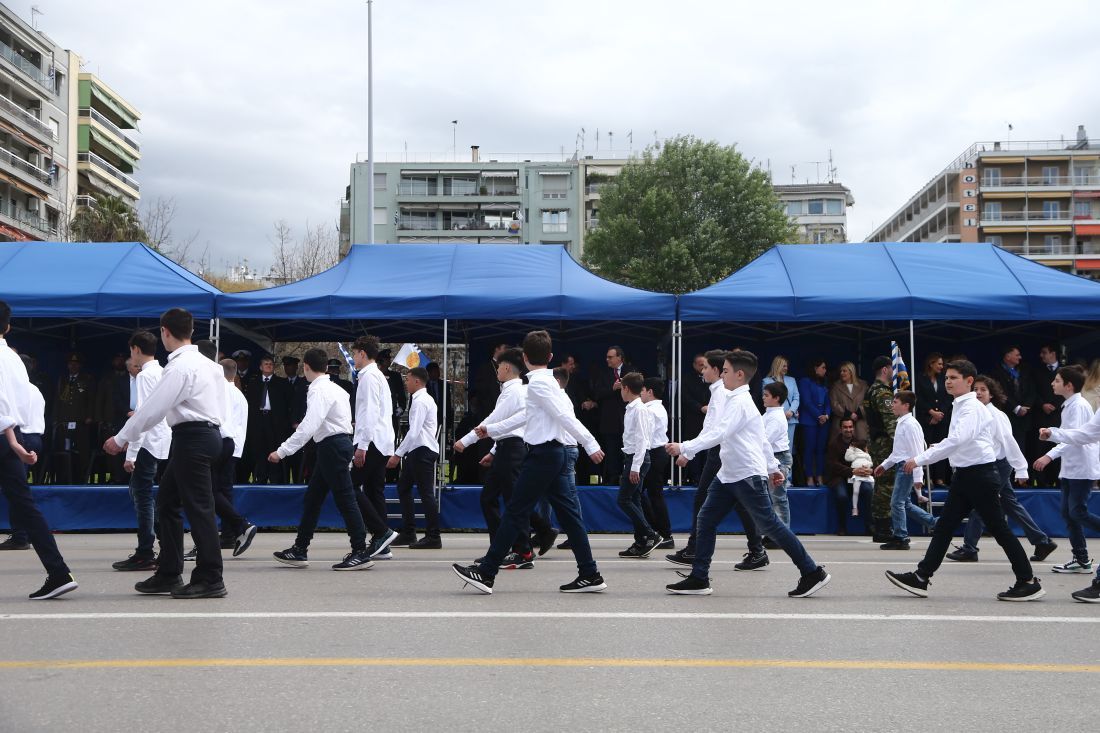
[
  {"xmin": 1082, "ymin": 359, "xmax": 1100, "ymax": 411},
  {"xmin": 830, "ymin": 362, "xmax": 868, "ymax": 441},
  {"xmin": 762, "ymin": 355, "xmax": 800, "ymax": 451}
]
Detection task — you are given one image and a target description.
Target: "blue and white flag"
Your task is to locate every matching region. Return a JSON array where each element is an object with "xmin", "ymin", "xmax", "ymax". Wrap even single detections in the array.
[
  {"xmin": 394, "ymin": 343, "xmax": 431, "ymax": 370},
  {"xmin": 890, "ymin": 341, "xmax": 911, "ymax": 392},
  {"xmin": 336, "ymin": 342, "xmax": 357, "ymax": 380}
]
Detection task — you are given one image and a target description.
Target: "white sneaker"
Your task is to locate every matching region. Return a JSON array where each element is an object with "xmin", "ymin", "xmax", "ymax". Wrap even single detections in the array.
[{"xmin": 1052, "ymin": 558, "xmax": 1093, "ymax": 574}]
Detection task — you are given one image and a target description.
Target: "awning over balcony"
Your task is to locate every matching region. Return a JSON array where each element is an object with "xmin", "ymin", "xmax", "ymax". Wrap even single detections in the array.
[
  {"xmin": 88, "ymin": 128, "xmax": 139, "ymax": 169},
  {"xmin": 0, "ymin": 118, "xmax": 49, "ymax": 154},
  {"xmin": 89, "ymin": 84, "xmax": 139, "ymax": 129},
  {"xmin": 479, "ymin": 170, "xmax": 518, "ymax": 178}
]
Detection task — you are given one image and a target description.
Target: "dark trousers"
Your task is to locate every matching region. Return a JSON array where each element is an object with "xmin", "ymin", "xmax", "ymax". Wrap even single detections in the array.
[
  {"xmin": 617, "ymin": 451, "xmax": 654, "ymax": 542},
  {"xmin": 212, "ymin": 437, "xmax": 247, "ymax": 539},
  {"xmin": 1060, "ymin": 478, "xmax": 1100, "ymax": 563},
  {"xmin": 0, "ymin": 429, "xmax": 69, "ymax": 578},
  {"xmin": 642, "ymin": 447, "xmax": 672, "ymax": 538},
  {"xmin": 129, "ymin": 447, "xmax": 160, "ymax": 557},
  {"xmin": 961, "ymin": 458, "xmax": 1049, "ymax": 552},
  {"xmin": 8, "ymin": 432, "xmax": 43, "ymax": 545},
  {"xmin": 600, "ymin": 431, "xmax": 623, "ymax": 485},
  {"xmin": 917, "ymin": 462, "xmax": 1033, "ymax": 583},
  {"xmin": 481, "ymin": 437, "xmax": 526, "ymax": 539},
  {"xmin": 686, "ymin": 448, "xmax": 762, "ymax": 555},
  {"xmin": 397, "ymin": 446, "xmax": 440, "ymax": 539},
  {"xmin": 156, "ymin": 423, "xmax": 223, "ymax": 585},
  {"xmin": 295, "ymin": 434, "xmax": 368, "ymax": 552},
  {"xmin": 352, "ymin": 443, "xmax": 391, "ymax": 536},
  {"xmin": 477, "ymin": 441, "xmax": 596, "ymax": 579},
  {"xmin": 801, "ymin": 421, "xmax": 828, "ymax": 478},
  {"xmin": 251, "ymin": 413, "xmax": 285, "ymax": 484}
]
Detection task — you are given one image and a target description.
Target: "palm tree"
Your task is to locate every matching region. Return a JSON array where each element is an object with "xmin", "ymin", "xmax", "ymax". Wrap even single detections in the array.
[{"xmin": 69, "ymin": 194, "xmax": 148, "ymax": 243}]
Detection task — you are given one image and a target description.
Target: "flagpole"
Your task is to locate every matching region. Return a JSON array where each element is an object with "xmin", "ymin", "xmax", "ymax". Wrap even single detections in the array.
[{"xmin": 366, "ymin": 0, "xmax": 375, "ymax": 243}]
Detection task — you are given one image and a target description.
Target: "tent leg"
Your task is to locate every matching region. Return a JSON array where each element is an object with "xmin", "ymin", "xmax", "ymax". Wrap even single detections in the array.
[
  {"xmin": 909, "ymin": 319, "xmax": 915, "ymax": 386},
  {"xmin": 673, "ymin": 319, "xmax": 682, "ymax": 487},
  {"xmin": 440, "ymin": 319, "xmax": 448, "ymax": 497}
]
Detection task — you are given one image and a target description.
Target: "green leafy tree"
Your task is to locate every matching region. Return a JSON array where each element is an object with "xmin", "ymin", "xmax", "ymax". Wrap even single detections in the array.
[
  {"xmin": 583, "ymin": 136, "xmax": 796, "ymax": 293},
  {"xmin": 69, "ymin": 194, "xmax": 149, "ymax": 243}
]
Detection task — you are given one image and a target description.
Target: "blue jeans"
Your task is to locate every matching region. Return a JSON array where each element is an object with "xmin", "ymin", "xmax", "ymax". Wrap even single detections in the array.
[
  {"xmin": 771, "ymin": 450, "xmax": 792, "ymax": 526},
  {"xmin": 889, "ymin": 469, "xmax": 936, "ymax": 541},
  {"xmin": 128, "ymin": 448, "xmax": 160, "ymax": 557},
  {"xmin": 617, "ymin": 451, "xmax": 654, "ymax": 542},
  {"xmin": 962, "ymin": 459, "xmax": 1049, "ymax": 552},
  {"xmin": 691, "ymin": 475, "xmax": 819, "ymax": 580},
  {"xmin": 1061, "ymin": 478, "xmax": 1100, "ymax": 565},
  {"xmin": 478, "ymin": 442, "xmax": 596, "ymax": 579}
]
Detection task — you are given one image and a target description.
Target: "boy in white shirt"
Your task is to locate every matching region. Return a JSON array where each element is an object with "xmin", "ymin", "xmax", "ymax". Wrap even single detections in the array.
[
  {"xmin": 616, "ymin": 372, "xmax": 660, "ymax": 558},
  {"xmin": 350, "ymin": 334, "xmax": 399, "ymax": 557},
  {"xmin": 389, "ymin": 367, "xmax": 441, "ymax": 549},
  {"xmin": 762, "ymin": 382, "xmax": 792, "ymax": 526},
  {"xmin": 873, "ymin": 390, "xmax": 936, "ymax": 550},
  {"xmin": 640, "ymin": 377, "xmax": 672, "ymax": 548}
]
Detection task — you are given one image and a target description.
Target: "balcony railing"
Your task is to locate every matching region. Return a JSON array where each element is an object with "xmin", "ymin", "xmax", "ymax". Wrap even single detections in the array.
[
  {"xmin": 0, "ymin": 39, "xmax": 53, "ymax": 93},
  {"xmin": 586, "ymin": 218, "xmax": 600, "ymax": 230},
  {"xmin": 585, "ymin": 184, "xmax": 607, "ymax": 195},
  {"xmin": 982, "ymin": 175, "xmax": 1082, "ymax": 187},
  {"xmin": 397, "ymin": 183, "xmax": 520, "ymax": 197},
  {"xmin": 0, "ymin": 198, "xmax": 54, "ymax": 238},
  {"xmin": 79, "ymin": 108, "xmax": 139, "ymax": 151},
  {"xmin": 78, "ymin": 152, "xmax": 140, "ymax": 191},
  {"xmin": 999, "ymin": 241, "xmax": 1080, "ymax": 257},
  {"xmin": 0, "ymin": 95, "xmax": 55, "ymax": 140},
  {"xmin": 980, "ymin": 210, "xmax": 1071, "ymax": 222},
  {"xmin": 397, "ymin": 217, "xmax": 522, "ymax": 232},
  {"xmin": 0, "ymin": 145, "xmax": 52, "ymax": 185},
  {"xmin": 74, "ymin": 194, "xmax": 97, "ymax": 208}
]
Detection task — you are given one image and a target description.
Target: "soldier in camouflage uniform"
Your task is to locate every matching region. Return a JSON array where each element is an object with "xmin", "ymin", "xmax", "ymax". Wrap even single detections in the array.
[{"xmin": 863, "ymin": 356, "xmax": 898, "ymax": 541}]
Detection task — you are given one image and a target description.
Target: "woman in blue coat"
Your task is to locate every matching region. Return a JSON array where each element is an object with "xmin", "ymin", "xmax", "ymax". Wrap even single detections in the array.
[{"xmin": 798, "ymin": 357, "xmax": 831, "ymax": 486}]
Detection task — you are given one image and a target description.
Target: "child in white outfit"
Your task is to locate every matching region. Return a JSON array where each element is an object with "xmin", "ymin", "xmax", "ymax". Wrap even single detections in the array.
[{"xmin": 845, "ymin": 438, "xmax": 875, "ymax": 516}]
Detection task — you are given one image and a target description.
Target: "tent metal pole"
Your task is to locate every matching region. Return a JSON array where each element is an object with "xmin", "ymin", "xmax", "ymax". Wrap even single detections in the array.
[
  {"xmin": 909, "ymin": 319, "xmax": 915, "ymax": 387},
  {"xmin": 440, "ymin": 318, "xmax": 448, "ymax": 495},
  {"xmin": 673, "ymin": 319, "xmax": 682, "ymax": 487}
]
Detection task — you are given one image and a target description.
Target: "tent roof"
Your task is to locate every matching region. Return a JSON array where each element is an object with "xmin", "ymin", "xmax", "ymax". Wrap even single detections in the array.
[
  {"xmin": 0, "ymin": 241, "xmax": 219, "ymax": 319},
  {"xmin": 677, "ymin": 243, "xmax": 1100, "ymax": 322},
  {"xmin": 216, "ymin": 243, "xmax": 676, "ymax": 323}
]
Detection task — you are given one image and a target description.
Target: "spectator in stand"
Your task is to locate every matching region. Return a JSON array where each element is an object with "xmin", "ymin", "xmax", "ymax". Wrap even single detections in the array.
[
  {"xmin": 1032, "ymin": 343, "xmax": 1064, "ymax": 487},
  {"xmin": 990, "ymin": 345, "xmax": 1036, "ymax": 473},
  {"xmin": 825, "ymin": 417, "xmax": 868, "ymax": 534},
  {"xmin": 55, "ymin": 352, "xmax": 97, "ymax": 484},
  {"xmin": 915, "ymin": 352, "xmax": 951, "ymax": 487},
  {"xmin": 762, "ymin": 355, "xmax": 799, "ymax": 458},
  {"xmin": 829, "ymin": 361, "xmax": 868, "ymax": 442},
  {"xmin": 588, "ymin": 345, "xmax": 634, "ymax": 485},
  {"xmin": 1083, "ymin": 358, "xmax": 1100, "ymax": 411},
  {"xmin": 96, "ymin": 352, "xmax": 131, "ymax": 484},
  {"xmin": 246, "ymin": 354, "xmax": 290, "ymax": 484},
  {"xmin": 798, "ymin": 357, "xmax": 830, "ymax": 486},
  {"xmin": 561, "ymin": 353, "xmax": 597, "ymax": 486},
  {"xmin": 682, "ymin": 353, "xmax": 711, "ymax": 486}
]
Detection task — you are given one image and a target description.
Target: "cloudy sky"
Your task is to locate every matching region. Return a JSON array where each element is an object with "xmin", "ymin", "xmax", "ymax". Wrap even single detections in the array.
[{"xmin": 14, "ymin": 0, "xmax": 1100, "ymax": 273}]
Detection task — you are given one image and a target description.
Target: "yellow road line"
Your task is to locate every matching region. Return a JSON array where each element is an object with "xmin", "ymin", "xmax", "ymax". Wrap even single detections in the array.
[{"xmin": 1, "ymin": 657, "xmax": 1097, "ymax": 673}]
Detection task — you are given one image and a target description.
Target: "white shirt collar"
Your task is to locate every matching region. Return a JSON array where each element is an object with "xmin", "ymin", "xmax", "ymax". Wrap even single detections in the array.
[
  {"xmin": 729, "ymin": 384, "xmax": 750, "ymax": 396},
  {"xmin": 897, "ymin": 412, "xmax": 915, "ymax": 426},
  {"xmin": 708, "ymin": 380, "xmax": 722, "ymax": 393},
  {"xmin": 625, "ymin": 396, "xmax": 642, "ymax": 411},
  {"xmin": 501, "ymin": 377, "xmax": 522, "ymax": 391},
  {"xmin": 167, "ymin": 344, "xmax": 197, "ymax": 362},
  {"xmin": 953, "ymin": 391, "xmax": 977, "ymax": 406},
  {"xmin": 140, "ymin": 359, "xmax": 158, "ymax": 372},
  {"xmin": 1064, "ymin": 392, "xmax": 1082, "ymax": 408}
]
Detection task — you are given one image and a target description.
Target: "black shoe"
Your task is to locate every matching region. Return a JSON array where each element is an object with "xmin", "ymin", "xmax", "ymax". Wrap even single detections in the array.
[
  {"xmin": 112, "ymin": 554, "xmax": 158, "ymax": 572},
  {"xmin": 183, "ymin": 547, "xmax": 198, "ymax": 562},
  {"xmin": 946, "ymin": 547, "xmax": 978, "ymax": 562},
  {"xmin": 656, "ymin": 536, "xmax": 675, "ymax": 550},
  {"xmin": 1031, "ymin": 542, "xmax": 1059, "ymax": 563},
  {"xmin": 0, "ymin": 535, "xmax": 30, "ymax": 551},
  {"xmin": 666, "ymin": 574, "xmax": 712, "ymax": 595},
  {"xmin": 501, "ymin": 552, "xmax": 535, "ymax": 570},
  {"xmin": 453, "ymin": 563, "xmax": 493, "ymax": 594},
  {"xmin": 233, "ymin": 523, "xmax": 258, "ymax": 557},
  {"xmin": 880, "ymin": 538, "xmax": 911, "ymax": 551},
  {"xmin": 408, "ymin": 537, "xmax": 442, "ymax": 549},
  {"xmin": 734, "ymin": 551, "xmax": 770, "ymax": 571},
  {"xmin": 535, "ymin": 529, "xmax": 559, "ymax": 556},
  {"xmin": 666, "ymin": 549, "xmax": 695, "ymax": 567},
  {"xmin": 619, "ymin": 543, "xmax": 645, "ymax": 558},
  {"xmin": 885, "ymin": 570, "xmax": 929, "ymax": 598},
  {"xmin": 1071, "ymin": 579, "xmax": 1100, "ymax": 603},
  {"xmin": 636, "ymin": 535, "xmax": 661, "ymax": 558},
  {"xmin": 556, "ymin": 539, "xmax": 573, "ymax": 551},
  {"xmin": 762, "ymin": 537, "xmax": 780, "ymax": 550},
  {"xmin": 560, "ymin": 573, "xmax": 607, "ymax": 593},
  {"xmin": 789, "ymin": 567, "xmax": 831, "ymax": 597},
  {"xmin": 135, "ymin": 574, "xmax": 185, "ymax": 595},
  {"xmin": 273, "ymin": 546, "xmax": 309, "ymax": 568},
  {"xmin": 29, "ymin": 573, "xmax": 78, "ymax": 600},
  {"xmin": 171, "ymin": 580, "xmax": 228, "ymax": 599},
  {"xmin": 367, "ymin": 528, "xmax": 398, "ymax": 558},
  {"xmin": 389, "ymin": 532, "xmax": 417, "ymax": 547},
  {"xmin": 332, "ymin": 549, "xmax": 374, "ymax": 571},
  {"xmin": 997, "ymin": 579, "xmax": 1045, "ymax": 602}
]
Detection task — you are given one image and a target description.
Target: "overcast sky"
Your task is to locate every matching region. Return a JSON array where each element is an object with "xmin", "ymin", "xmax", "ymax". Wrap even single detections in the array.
[{"xmin": 14, "ymin": 0, "xmax": 1100, "ymax": 273}]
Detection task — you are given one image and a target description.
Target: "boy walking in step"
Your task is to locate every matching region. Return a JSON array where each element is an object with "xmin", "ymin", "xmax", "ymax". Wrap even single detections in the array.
[
  {"xmin": 873, "ymin": 390, "xmax": 936, "ymax": 550},
  {"xmin": 640, "ymin": 377, "xmax": 673, "ymax": 549},
  {"xmin": 349, "ymin": 335, "xmax": 399, "ymax": 558},
  {"xmin": 390, "ymin": 367, "xmax": 442, "ymax": 549},
  {"xmin": 665, "ymin": 350, "xmax": 832, "ymax": 597},
  {"xmin": 617, "ymin": 372, "xmax": 661, "ymax": 558},
  {"xmin": 762, "ymin": 382, "xmax": 793, "ymax": 526}
]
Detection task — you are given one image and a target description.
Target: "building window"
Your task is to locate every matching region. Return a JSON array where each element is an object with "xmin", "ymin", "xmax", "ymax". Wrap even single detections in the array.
[
  {"xmin": 983, "ymin": 202, "xmax": 1002, "ymax": 220},
  {"xmin": 542, "ymin": 210, "xmax": 568, "ymax": 233},
  {"xmin": 1074, "ymin": 167, "xmax": 1093, "ymax": 185},
  {"xmin": 785, "ymin": 201, "xmax": 803, "ymax": 216},
  {"xmin": 812, "ymin": 229, "xmax": 827, "ymax": 244},
  {"xmin": 825, "ymin": 199, "xmax": 843, "ymax": 215},
  {"xmin": 807, "ymin": 199, "xmax": 824, "ymax": 215},
  {"xmin": 373, "ymin": 173, "xmax": 387, "ymax": 190},
  {"xmin": 1075, "ymin": 201, "xmax": 1092, "ymax": 218},
  {"xmin": 1041, "ymin": 166, "xmax": 1059, "ymax": 185},
  {"xmin": 986, "ymin": 235, "xmax": 1003, "ymax": 247},
  {"xmin": 48, "ymin": 117, "xmax": 60, "ymax": 140},
  {"xmin": 983, "ymin": 168, "xmax": 1001, "ymax": 186},
  {"xmin": 443, "ymin": 176, "xmax": 477, "ymax": 196},
  {"xmin": 1043, "ymin": 235, "xmax": 1063, "ymax": 253},
  {"xmin": 398, "ymin": 176, "xmax": 437, "ymax": 195},
  {"xmin": 542, "ymin": 174, "xmax": 569, "ymax": 200},
  {"xmin": 1042, "ymin": 201, "xmax": 1061, "ymax": 220}
]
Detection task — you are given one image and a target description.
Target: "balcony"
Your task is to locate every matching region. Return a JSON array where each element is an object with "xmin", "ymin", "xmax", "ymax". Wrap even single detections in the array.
[
  {"xmin": 981, "ymin": 175, "xmax": 1080, "ymax": 189},
  {"xmin": 0, "ymin": 144, "xmax": 53, "ymax": 186},
  {"xmin": 0, "ymin": 39, "xmax": 53, "ymax": 94},
  {"xmin": 75, "ymin": 194, "xmax": 97, "ymax": 208},
  {"xmin": 77, "ymin": 152, "xmax": 140, "ymax": 193},
  {"xmin": 0, "ymin": 198, "xmax": 55, "ymax": 238},
  {"xmin": 396, "ymin": 183, "xmax": 520, "ymax": 198},
  {"xmin": 999, "ymin": 241, "xmax": 1080, "ymax": 257},
  {"xmin": 0, "ymin": 95, "xmax": 56, "ymax": 142},
  {"xmin": 397, "ymin": 217, "xmax": 521, "ymax": 235},
  {"xmin": 78, "ymin": 108, "xmax": 139, "ymax": 152},
  {"xmin": 586, "ymin": 218, "xmax": 600, "ymax": 231},
  {"xmin": 980, "ymin": 210, "xmax": 1073, "ymax": 225},
  {"xmin": 585, "ymin": 183, "xmax": 607, "ymax": 196}
]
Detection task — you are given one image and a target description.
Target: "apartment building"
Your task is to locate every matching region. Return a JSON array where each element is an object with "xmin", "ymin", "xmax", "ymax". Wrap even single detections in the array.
[
  {"xmin": 75, "ymin": 72, "xmax": 140, "ymax": 208},
  {"xmin": 773, "ymin": 183, "xmax": 854, "ymax": 243},
  {"xmin": 866, "ymin": 126, "xmax": 1100, "ymax": 276}
]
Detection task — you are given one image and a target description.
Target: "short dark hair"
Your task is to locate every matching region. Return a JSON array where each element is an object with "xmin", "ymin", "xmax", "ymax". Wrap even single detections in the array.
[
  {"xmin": 974, "ymin": 375, "xmax": 1006, "ymax": 406},
  {"xmin": 607, "ymin": 345, "xmax": 624, "ymax": 359},
  {"xmin": 129, "ymin": 330, "xmax": 157, "ymax": 356},
  {"xmin": 426, "ymin": 362, "xmax": 440, "ymax": 376},
  {"xmin": 871, "ymin": 356, "xmax": 892, "ymax": 375},
  {"xmin": 553, "ymin": 366, "xmax": 570, "ymax": 386},
  {"xmin": 1040, "ymin": 342, "xmax": 1060, "ymax": 354},
  {"xmin": 303, "ymin": 348, "xmax": 328, "ymax": 373},
  {"xmin": 498, "ymin": 347, "xmax": 526, "ymax": 376},
  {"xmin": 159, "ymin": 308, "xmax": 192, "ymax": 341},
  {"xmin": 763, "ymin": 381, "xmax": 788, "ymax": 402},
  {"xmin": 839, "ymin": 417, "xmax": 855, "ymax": 428},
  {"xmin": 522, "ymin": 330, "xmax": 552, "ymax": 366},
  {"xmin": 260, "ymin": 355, "xmax": 275, "ymax": 365},
  {"xmin": 1001, "ymin": 344, "xmax": 1021, "ymax": 359},
  {"xmin": 725, "ymin": 350, "xmax": 758, "ymax": 380},
  {"xmin": 894, "ymin": 390, "xmax": 916, "ymax": 410},
  {"xmin": 0, "ymin": 299, "xmax": 10, "ymax": 332},
  {"xmin": 195, "ymin": 339, "xmax": 217, "ymax": 361},
  {"xmin": 1057, "ymin": 365, "xmax": 1085, "ymax": 393},
  {"xmin": 806, "ymin": 357, "xmax": 826, "ymax": 384},
  {"xmin": 408, "ymin": 366, "xmax": 429, "ymax": 384},
  {"xmin": 643, "ymin": 377, "xmax": 664, "ymax": 398},
  {"xmin": 704, "ymin": 349, "xmax": 728, "ymax": 371},
  {"xmin": 945, "ymin": 359, "xmax": 977, "ymax": 380},
  {"xmin": 352, "ymin": 335, "xmax": 380, "ymax": 360},
  {"xmin": 620, "ymin": 372, "xmax": 644, "ymax": 395}
]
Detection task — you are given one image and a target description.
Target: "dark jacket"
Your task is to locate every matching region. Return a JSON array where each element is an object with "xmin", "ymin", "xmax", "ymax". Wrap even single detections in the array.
[
  {"xmin": 286, "ymin": 375, "xmax": 309, "ymax": 425},
  {"xmin": 681, "ymin": 371, "xmax": 710, "ymax": 440},
  {"xmin": 990, "ymin": 364, "xmax": 1037, "ymax": 420},
  {"xmin": 825, "ymin": 433, "xmax": 855, "ymax": 485},
  {"xmin": 1033, "ymin": 362, "xmax": 1064, "ymax": 429},
  {"xmin": 914, "ymin": 373, "xmax": 951, "ymax": 440},
  {"xmin": 590, "ymin": 363, "xmax": 634, "ymax": 434}
]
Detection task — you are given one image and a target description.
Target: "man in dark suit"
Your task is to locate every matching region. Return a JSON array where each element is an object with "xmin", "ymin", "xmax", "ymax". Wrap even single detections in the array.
[
  {"xmin": 377, "ymin": 349, "xmax": 406, "ymax": 482},
  {"xmin": 990, "ymin": 345, "xmax": 1037, "ymax": 475},
  {"xmin": 1032, "ymin": 343, "xmax": 1064, "ymax": 486},
  {"xmin": 232, "ymin": 349, "xmax": 256, "ymax": 483},
  {"xmin": 282, "ymin": 355, "xmax": 309, "ymax": 483},
  {"xmin": 425, "ymin": 361, "xmax": 453, "ymax": 441},
  {"xmin": 326, "ymin": 358, "xmax": 355, "ymax": 397},
  {"xmin": 247, "ymin": 354, "xmax": 291, "ymax": 483},
  {"xmin": 55, "ymin": 352, "xmax": 97, "ymax": 484},
  {"xmin": 560, "ymin": 354, "xmax": 597, "ymax": 485},
  {"xmin": 681, "ymin": 353, "xmax": 710, "ymax": 485},
  {"xmin": 96, "ymin": 352, "xmax": 132, "ymax": 484},
  {"xmin": 470, "ymin": 342, "xmax": 509, "ymax": 422},
  {"xmin": 588, "ymin": 345, "xmax": 633, "ymax": 485}
]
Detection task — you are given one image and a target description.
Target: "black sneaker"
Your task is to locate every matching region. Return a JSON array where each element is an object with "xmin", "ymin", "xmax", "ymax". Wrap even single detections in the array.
[
  {"xmin": 789, "ymin": 567, "xmax": 831, "ymax": 598},
  {"xmin": 1031, "ymin": 542, "xmax": 1058, "ymax": 563},
  {"xmin": 183, "ymin": 547, "xmax": 198, "ymax": 562},
  {"xmin": 273, "ymin": 546, "xmax": 309, "ymax": 568},
  {"xmin": 556, "ymin": 538, "xmax": 573, "ymax": 551},
  {"xmin": 655, "ymin": 537, "xmax": 674, "ymax": 550},
  {"xmin": 171, "ymin": 580, "xmax": 228, "ymax": 599},
  {"xmin": 332, "ymin": 549, "xmax": 374, "ymax": 571},
  {"xmin": 390, "ymin": 532, "xmax": 417, "ymax": 547},
  {"xmin": 501, "ymin": 552, "xmax": 534, "ymax": 570},
  {"xmin": 535, "ymin": 528, "xmax": 559, "ymax": 556},
  {"xmin": 666, "ymin": 549, "xmax": 695, "ymax": 567},
  {"xmin": 408, "ymin": 536, "xmax": 443, "ymax": 549},
  {"xmin": 560, "ymin": 573, "xmax": 607, "ymax": 593},
  {"xmin": 233, "ymin": 523, "xmax": 258, "ymax": 557},
  {"xmin": 880, "ymin": 538, "xmax": 911, "ymax": 551},
  {"xmin": 135, "ymin": 574, "xmax": 185, "ymax": 595},
  {"xmin": 367, "ymin": 528, "xmax": 398, "ymax": 559},
  {"xmin": 619, "ymin": 543, "xmax": 645, "ymax": 558},
  {"xmin": 885, "ymin": 570, "xmax": 929, "ymax": 598},
  {"xmin": 0, "ymin": 535, "xmax": 30, "ymax": 551},
  {"xmin": 112, "ymin": 554, "xmax": 158, "ymax": 572},
  {"xmin": 666, "ymin": 574, "xmax": 712, "ymax": 595},
  {"xmin": 946, "ymin": 547, "xmax": 978, "ymax": 562},
  {"xmin": 1071, "ymin": 579, "xmax": 1100, "ymax": 603},
  {"xmin": 636, "ymin": 535, "xmax": 662, "ymax": 558},
  {"xmin": 28, "ymin": 573, "xmax": 78, "ymax": 600},
  {"xmin": 734, "ymin": 551, "xmax": 770, "ymax": 571},
  {"xmin": 453, "ymin": 563, "xmax": 493, "ymax": 594},
  {"xmin": 997, "ymin": 579, "xmax": 1045, "ymax": 602}
]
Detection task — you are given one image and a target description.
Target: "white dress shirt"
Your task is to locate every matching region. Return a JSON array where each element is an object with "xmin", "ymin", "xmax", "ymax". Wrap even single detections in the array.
[
  {"xmin": 979, "ymin": 402, "xmax": 1026, "ymax": 480},
  {"xmin": 762, "ymin": 406, "xmax": 790, "ymax": 453},
  {"xmin": 396, "ymin": 387, "xmax": 438, "ymax": 457},
  {"xmin": 21, "ymin": 382, "xmax": 45, "ymax": 436},
  {"xmin": 680, "ymin": 380, "xmax": 732, "ymax": 461},
  {"xmin": 913, "ymin": 391, "xmax": 996, "ymax": 468},
  {"xmin": 125, "ymin": 360, "xmax": 172, "ymax": 462},
  {"xmin": 1048, "ymin": 393, "xmax": 1100, "ymax": 446},
  {"xmin": 223, "ymin": 381, "xmax": 249, "ymax": 459},
  {"xmin": 645, "ymin": 399, "xmax": 669, "ymax": 450},
  {"xmin": 354, "ymin": 362, "xmax": 396, "ymax": 455},
  {"xmin": 682, "ymin": 385, "xmax": 778, "ymax": 483},
  {"xmin": 462, "ymin": 378, "xmax": 525, "ymax": 446},
  {"xmin": 116, "ymin": 345, "xmax": 225, "ymax": 447},
  {"xmin": 878, "ymin": 412, "xmax": 926, "ymax": 484},
  {"xmin": 621, "ymin": 397, "xmax": 653, "ymax": 472},
  {"xmin": 261, "ymin": 375, "xmax": 272, "ymax": 410},
  {"xmin": 0, "ymin": 337, "xmax": 32, "ymax": 433},
  {"xmin": 277, "ymin": 375, "xmax": 352, "ymax": 458},
  {"xmin": 1045, "ymin": 392, "xmax": 1100, "ymax": 479},
  {"xmin": 516, "ymin": 368, "xmax": 599, "ymax": 454},
  {"xmin": 486, "ymin": 383, "xmax": 590, "ymax": 449}
]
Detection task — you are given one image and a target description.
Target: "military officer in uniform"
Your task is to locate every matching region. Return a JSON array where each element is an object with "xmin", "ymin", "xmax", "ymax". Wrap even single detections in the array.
[{"xmin": 863, "ymin": 356, "xmax": 898, "ymax": 542}]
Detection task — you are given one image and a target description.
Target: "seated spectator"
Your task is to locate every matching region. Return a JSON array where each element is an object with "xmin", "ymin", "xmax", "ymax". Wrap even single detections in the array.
[{"xmin": 825, "ymin": 417, "xmax": 871, "ymax": 534}]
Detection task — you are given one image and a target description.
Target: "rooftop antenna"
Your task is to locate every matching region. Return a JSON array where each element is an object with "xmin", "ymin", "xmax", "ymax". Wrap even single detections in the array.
[
  {"xmin": 608, "ymin": 130, "xmax": 614, "ymax": 154},
  {"xmin": 30, "ymin": 6, "xmax": 42, "ymax": 30},
  {"xmin": 628, "ymin": 130, "xmax": 633, "ymax": 155},
  {"xmin": 827, "ymin": 149, "xmax": 837, "ymax": 183},
  {"xmin": 790, "ymin": 165, "xmax": 796, "ymax": 184}
]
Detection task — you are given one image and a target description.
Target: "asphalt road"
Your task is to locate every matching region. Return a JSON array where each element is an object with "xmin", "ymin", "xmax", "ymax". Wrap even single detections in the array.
[{"xmin": 1, "ymin": 532, "xmax": 1098, "ymax": 732}]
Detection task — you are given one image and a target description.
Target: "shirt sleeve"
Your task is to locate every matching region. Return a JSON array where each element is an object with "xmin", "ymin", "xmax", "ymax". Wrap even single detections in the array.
[
  {"xmin": 914, "ymin": 405, "xmax": 976, "ymax": 465},
  {"xmin": 681, "ymin": 396, "xmax": 728, "ymax": 460},
  {"xmin": 125, "ymin": 372, "xmax": 157, "ymax": 462},
  {"xmin": 1047, "ymin": 412, "xmax": 1100, "ymax": 446},
  {"xmin": 116, "ymin": 365, "xmax": 189, "ymax": 446},
  {"xmin": 629, "ymin": 408, "xmax": 650, "ymax": 472},
  {"xmin": 278, "ymin": 387, "xmax": 326, "ymax": 458},
  {"xmin": 397, "ymin": 397, "xmax": 427, "ymax": 457},
  {"xmin": 787, "ymin": 378, "xmax": 800, "ymax": 416},
  {"xmin": 486, "ymin": 408, "xmax": 527, "ymax": 438}
]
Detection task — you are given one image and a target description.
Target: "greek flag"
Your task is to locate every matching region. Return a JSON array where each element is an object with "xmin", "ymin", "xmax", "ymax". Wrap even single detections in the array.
[
  {"xmin": 336, "ymin": 342, "xmax": 357, "ymax": 380},
  {"xmin": 890, "ymin": 341, "xmax": 911, "ymax": 392}
]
